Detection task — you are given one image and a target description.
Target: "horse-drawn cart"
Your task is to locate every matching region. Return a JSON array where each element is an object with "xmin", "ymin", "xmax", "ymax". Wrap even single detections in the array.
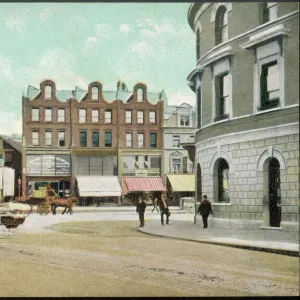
[{"xmin": 15, "ymin": 197, "xmax": 52, "ymax": 215}]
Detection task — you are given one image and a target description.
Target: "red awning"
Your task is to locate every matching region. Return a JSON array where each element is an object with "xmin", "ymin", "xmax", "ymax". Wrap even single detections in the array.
[{"xmin": 123, "ymin": 177, "xmax": 167, "ymax": 193}]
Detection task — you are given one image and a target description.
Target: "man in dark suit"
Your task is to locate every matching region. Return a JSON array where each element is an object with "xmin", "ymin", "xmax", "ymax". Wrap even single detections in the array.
[
  {"xmin": 136, "ymin": 196, "xmax": 146, "ymax": 227},
  {"xmin": 159, "ymin": 193, "xmax": 170, "ymax": 225},
  {"xmin": 198, "ymin": 195, "xmax": 213, "ymax": 228}
]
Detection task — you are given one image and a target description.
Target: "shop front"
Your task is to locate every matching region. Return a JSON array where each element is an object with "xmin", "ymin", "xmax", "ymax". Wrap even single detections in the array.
[
  {"xmin": 25, "ymin": 154, "xmax": 71, "ymax": 198},
  {"xmin": 166, "ymin": 174, "xmax": 195, "ymax": 206}
]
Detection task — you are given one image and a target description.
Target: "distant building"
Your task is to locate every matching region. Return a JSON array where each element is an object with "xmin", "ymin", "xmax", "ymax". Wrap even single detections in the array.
[
  {"xmin": 163, "ymin": 103, "xmax": 196, "ymax": 205},
  {"xmin": 22, "ymin": 80, "xmax": 166, "ymax": 205},
  {"xmin": 0, "ymin": 135, "xmax": 22, "ymax": 201},
  {"xmin": 186, "ymin": 2, "xmax": 299, "ymax": 231}
]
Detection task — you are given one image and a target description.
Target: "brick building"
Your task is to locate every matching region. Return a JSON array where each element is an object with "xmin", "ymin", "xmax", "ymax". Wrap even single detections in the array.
[
  {"xmin": 22, "ymin": 80, "xmax": 166, "ymax": 205},
  {"xmin": 187, "ymin": 2, "xmax": 299, "ymax": 231}
]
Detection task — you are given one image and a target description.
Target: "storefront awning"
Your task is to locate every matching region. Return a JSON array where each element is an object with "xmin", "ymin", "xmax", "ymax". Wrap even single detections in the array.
[
  {"xmin": 167, "ymin": 174, "xmax": 195, "ymax": 192},
  {"xmin": 76, "ymin": 176, "xmax": 122, "ymax": 197},
  {"xmin": 123, "ymin": 177, "xmax": 166, "ymax": 192}
]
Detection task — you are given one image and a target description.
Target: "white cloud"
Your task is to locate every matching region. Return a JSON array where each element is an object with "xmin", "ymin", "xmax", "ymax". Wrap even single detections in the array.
[
  {"xmin": 131, "ymin": 41, "xmax": 153, "ymax": 56},
  {"xmin": 83, "ymin": 36, "xmax": 99, "ymax": 53},
  {"xmin": 120, "ymin": 24, "xmax": 133, "ymax": 34},
  {"xmin": 5, "ymin": 9, "xmax": 29, "ymax": 33},
  {"xmin": 95, "ymin": 23, "xmax": 115, "ymax": 38},
  {"xmin": 0, "ymin": 55, "xmax": 15, "ymax": 83},
  {"xmin": 168, "ymin": 93, "xmax": 195, "ymax": 106},
  {"xmin": 0, "ymin": 112, "xmax": 22, "ymax": 135}
]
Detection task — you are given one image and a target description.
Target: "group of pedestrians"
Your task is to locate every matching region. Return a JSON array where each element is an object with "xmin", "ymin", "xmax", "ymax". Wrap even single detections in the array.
[
  {"xmin": 136, "ymin": 193, "xmax": 213, "ymax": 229},
  {"xmin": 136, "ymin": 193, "xmax": 171, "ymax": 227}
]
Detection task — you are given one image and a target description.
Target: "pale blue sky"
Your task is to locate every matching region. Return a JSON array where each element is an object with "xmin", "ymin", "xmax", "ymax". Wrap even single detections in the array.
[{"xmin": 0, "ymin": 2, "xmax": 196, "ymax": 135}]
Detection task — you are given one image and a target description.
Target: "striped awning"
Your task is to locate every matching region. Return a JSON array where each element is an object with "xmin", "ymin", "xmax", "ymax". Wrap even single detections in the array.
[
  {"xmin": 76, "ymin": 176, "xmax": 122, "ymax": 197},
  {"xmin": 123, "ymin": 177, "xmax": 166, "ymax": 193},
  {"xmin": 167, "ymin": 174, "xmax": 195, "ymax": 192}
]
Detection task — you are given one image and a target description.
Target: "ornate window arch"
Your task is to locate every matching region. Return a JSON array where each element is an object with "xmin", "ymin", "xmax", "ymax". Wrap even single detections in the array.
[
  {"xmin": 215, "ymin": 6, "xmax": 228, "ymax": 45},
  {"xmin": 256, "ymin": 147, "xmax": 287, "ymax": 171},
  {"xmin": 210, "ymin": 3, "xmax": 232, "ymax": 23}
]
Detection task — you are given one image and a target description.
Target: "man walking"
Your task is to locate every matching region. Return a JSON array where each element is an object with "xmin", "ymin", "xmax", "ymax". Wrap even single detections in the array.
[
  {"xmin": 198, "ymin": 195, "xmax": 213, "ymax": 229},
  {"xmin": 152, "ymin": 196, "xmax": 159, "ymax": 212},
  {"xmin": 159, "ymin": 193, "xmax": 170, "ymax": 225},
  {"xmin": 136, "ymin": 196, "xmax": 146, "ymax": 227}
]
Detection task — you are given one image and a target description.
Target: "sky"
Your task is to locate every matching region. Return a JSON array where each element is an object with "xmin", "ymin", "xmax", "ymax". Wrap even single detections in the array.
[{"xmin": 0, "ymin": 2, "xmax": 196, "ymax": 136}]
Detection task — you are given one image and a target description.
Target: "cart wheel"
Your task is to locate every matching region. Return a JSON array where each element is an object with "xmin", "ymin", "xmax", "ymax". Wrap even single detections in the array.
[{"xmin": 38, "ymin": 206, "xmax": 49, "ymax": 215}]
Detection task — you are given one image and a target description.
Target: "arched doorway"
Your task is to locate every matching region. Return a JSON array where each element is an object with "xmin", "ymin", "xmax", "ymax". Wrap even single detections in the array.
[
  {"xmin": 268, "ymin": 158, "xmax": 281, "ymax": 227},
  {"xmin": 196, "ymin": 163, "xmax": 202, "ymax": 201}
]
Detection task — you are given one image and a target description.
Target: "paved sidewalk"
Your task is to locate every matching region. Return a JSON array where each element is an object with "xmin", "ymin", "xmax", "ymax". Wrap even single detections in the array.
[{"xmin": 139, "ymin": 215, "xmax": 300, "ymax": 257}]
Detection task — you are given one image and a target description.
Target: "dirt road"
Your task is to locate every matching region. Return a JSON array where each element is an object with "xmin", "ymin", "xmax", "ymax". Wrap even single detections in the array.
[{"xmin": 0, "ymin": 221, "xmax": 298, "ymax": 297}]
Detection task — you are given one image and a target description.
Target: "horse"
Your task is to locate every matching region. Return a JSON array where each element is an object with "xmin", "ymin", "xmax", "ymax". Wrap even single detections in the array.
[{"xmin": 51, "ymin": 197, "xmax": 78, "ymax": 215}]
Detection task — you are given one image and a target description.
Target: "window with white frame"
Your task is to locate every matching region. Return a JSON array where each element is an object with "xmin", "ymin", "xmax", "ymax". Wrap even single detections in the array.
[
  {"xmin": 179, "ymin": 115, "xmax": 190, "ymax": 126},
  {"xmin": 138, "ymin": 133, "xmax": 144, "ymax": 148},
  {"xmin": 57, "ymin": 109, "xmax": 65, "ymax": 122},
  {"xmin": 45, "ymin": 108, "xmax": 52, "ymax": 122},
  {"xmin": 125, "ymin": 132, "xmax": 132, "ymax": 147},
  {"xmin": 92, "ymin": 131, "xmax": 99, "ymax": 147},
  {"xmin": 79, "ymin": 109, "xmax": 86, "ymax": 123},
  {"xmin": 32, "ymin": 131, "xmax": 39, "ymax": 146},
  {"xmin": 45, "ymin": 85, "xmax": 52, "ymax": 100},
  {"xmin": 58, "ymin": 131, "xmax": 65, "ymax": 147},
  {"xmin": 254, "ymin": 41, "xmax": 282, "ymax": 112},
  {"xmin": 137, "ymin": 111, "xmax": 144, "ymax": 124},
  {"xmin": 105, "ymin": 110, "xmax": 112, "ymax": 123},
  {"xmin": 263, "ymin": 2, "xmax": 278, "ymax": 23},
  {"xmin": 215, "ymin": 6, "xmax": 228, "ymax": 45},
  {"xmin": 150, "ymin": 132, "xmax": 157, "ymax": 148},
  {"xmin": 125, "ymin": 110, "xmax": 132, "ymax": 124},
  {"xmin": 92, "ymin": 109, "xmax": 99, "ymax": 123},
  {"xmin": 172, "ymin": 135, "xmax": 180, "ymax": 148},
  {"xmin": 91, "ymin": 86, "xmax": 99, "ymax": 100},
  {"xmin": 149, "ymin": 111, "xmax": 156, "ymax": 124},
  {"xmin": 45, "ymin": 131, "xmax": 52, "ymax": 146},
  {"xmin": 171, "ymin": 158, "xmax": 181, "ymax": 173},
  {"xmin": 32, "ymin": 108, "xmax": 39, "ymax": 122},
  {"xmin": 137, "ymin": 88, "xmax": 143, "ymax": 101}
]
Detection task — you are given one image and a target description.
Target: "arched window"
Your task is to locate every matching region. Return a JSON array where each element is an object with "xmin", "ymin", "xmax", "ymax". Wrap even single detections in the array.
[
  {"xmin": 215, "ymin": 6, "xmax": 228, "ymax": 45},
  {"xmin": 196, "ymin": 163, "xmax": 202, "ymax": 202},
  {"xmin": 213, "ymin": 158, "xmax": 229, "ymax": 203},
  {"xmin": 137, "ymin": 88, "xmax": 143, "ymax": 101},
  {"xmin": 45, "ymin": 85, "xmax": 52, "ymax": 100},
  {"xmin": 92, "ymin": 86, "xmax": 99, "ymax": 100},
  {"xmin": 196, "ymin": 29, "xmax": 200, "ymax": 61}
]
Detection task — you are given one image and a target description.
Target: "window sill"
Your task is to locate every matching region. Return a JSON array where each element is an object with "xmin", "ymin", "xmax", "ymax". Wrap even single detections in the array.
[
  {"xmin": 257, "ymin": 98, "xmax": 279, "ymax": 111},
  {"xmin": 214, "ymin": 114, "xmax": 229, "ymax": 122}
]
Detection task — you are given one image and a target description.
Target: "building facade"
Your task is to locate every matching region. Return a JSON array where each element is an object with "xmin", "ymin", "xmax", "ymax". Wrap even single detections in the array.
[
  {"xmin": 187, "ymin": 2, "xmax": 299, "ymax": 231},
  {"xmin": 163, "ymin": 103, "xmax": 196, "ymax": 205},
  {"xmin": 22, "ymin": 80, "xmax": 166, "ymax": 205}
]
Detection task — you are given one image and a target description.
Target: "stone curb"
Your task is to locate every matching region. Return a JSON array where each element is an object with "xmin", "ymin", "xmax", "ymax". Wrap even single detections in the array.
[{"xmin": 137, "ymin": 228, "xmax": 300, "ymax": 257}]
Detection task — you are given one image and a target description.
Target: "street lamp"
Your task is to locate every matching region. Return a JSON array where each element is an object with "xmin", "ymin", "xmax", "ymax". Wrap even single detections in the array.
[{"xmin": 17, "ymin": 177, "xmax": 21, "ymax": 199}]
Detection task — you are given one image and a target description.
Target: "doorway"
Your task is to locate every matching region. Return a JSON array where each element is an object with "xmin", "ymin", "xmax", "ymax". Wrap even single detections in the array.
[{"xmin": 268, "ymin": 158, "xmax": 281, "ymax": 227}]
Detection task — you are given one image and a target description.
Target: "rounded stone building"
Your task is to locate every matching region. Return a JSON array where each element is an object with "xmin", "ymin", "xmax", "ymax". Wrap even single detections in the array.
[{"xmin": 187, "ymin": 2, "xmax": 299, "ymax": 231}]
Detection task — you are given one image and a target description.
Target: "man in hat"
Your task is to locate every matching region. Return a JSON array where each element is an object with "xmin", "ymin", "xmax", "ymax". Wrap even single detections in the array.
[
  {"xmin": 198, "ymin": 195, "xmax": 213, "ymax": 228},
  {"xmin": 159, "ymin": 193, "xmax": 170, "ymax": 225},
  {"xmin": 136, "ymin": 196, "xmax": 146, "ymax": 227}
]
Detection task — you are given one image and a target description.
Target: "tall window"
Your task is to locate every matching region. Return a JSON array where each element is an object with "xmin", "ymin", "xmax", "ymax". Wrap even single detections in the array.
[
  {"xmin": 92, "ymin": 86, "xmax": 99, "ymax": 100},
  {"xmin": 125, "ymin": 110, "xmax": 132, "ymax": 124},
  {"xmin": 137, "ymin": 88, "xmax": 143, "ymax": 101},
  {"xmin": 172, "ymin": 158, "xmax": 181, "ymax": 173},
  {"xmin": 92, "ymin": 132, "xmax": 99, "ymax": 147},
  {"xmin": 150, "ymin": 132, "xmax": 157, "ymax": 148},
  {"xmin": 45, "ymin": 131, "xmax": 52, "ymax": 146},
  {"xmin": 57, "ymin": 109, "xmax": 65, "ymax": 122},
  {"xmin": 180, "ymin": 115, "xmax": 190, "ymax": 126},
  {"xmin": 45, "ymin": 85, "xmax": 52, "ymax": 100},
  {"xmin": 260, "ymin": 61, "xmax": 279, "ymax": 110},
  {"xmin": 215, "ymin": 6, "xmax": 228, "ymax": 45},
  {"xmin": 32, "ymin": 131, "xmax": 39, "ymax": 146},
  {"xmin": 79, "ymin": 109, "xmax": 86, "ymax": 123},
  {"xmin": 215, "ymin": 72, "xmax": 229, "ymax": 120},
  {"xmin": 149, "ymin": 111, "xmax": 156, "ymax": 124},
  {"xmin": 58, "ymin": 131, "xmax": 65, "ymax": 147},
  {"xmin": 125, "ymin": 132, "xmax": 132, "ymax": 147},
  {"xmin": 45, "ymin": 108, "xmax": 52, "ymax": 122},
  {"xmin": 80, "ymin": 131, "xmax": 87, "ymax": 147},
  {"xmin": 263, "ymin": 3, "xmax": 278, "ymax": 23},
  {"xmin": 172, "ymin": 135, "xmax": 180, "ymax": 148},
  {"xmin": 105, "ymin": 110, "xmax": 112, "ymax": 123},
  {"xmin": 217, "ymin": 159, "xmax": 230, "ymax": 203},
  {"xmin": 32, "ymin": 108, "xmax": 39, "ymax": 122},
  {"xmin": 138, "ymin": 133, "xmax": 144, "ymax": 148},
  {"xmin": 137, "ymin": 111, "xmax": 144, "ymax": 124},
  {"xmin": 197, "ymin": 87, "xmax": 201, "ymax": 128},
  {"xmin": 196, "ymin": 29, "xmax": 200, "ymax": 61},
  {"xmin": 92, "ymin": 109, "xmax": 99, "ymax": 123},
  {"xmin": 105, "ymin": 132, "xmax": 112, "ymax": 147}
]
